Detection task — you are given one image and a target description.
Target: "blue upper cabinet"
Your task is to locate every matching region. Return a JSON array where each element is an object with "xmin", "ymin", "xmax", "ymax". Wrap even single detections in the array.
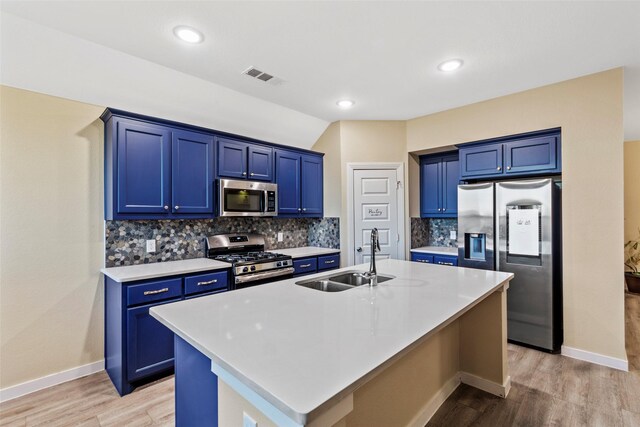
[
  {"xmin": 103, "ymin": 112, "xmax": 216, "ymax": 220},
  {"xmin": 458, "ymin": 129, "xmax": 561, "ymax": 180},
  {"xmin": 115, "ymin": 119, "xmax": 171, "ymax": 215},
  {"xmin": 300, "ymin": 154, "xmax": 323, "ymax": 216},
  {"xmin": 459, "ymin": 144, "xmax": 503, "ymax": 179},
  {"xmin": 216, "ymin": 137, "xmax": 273, "ymax": 182},
  {"xmin": 420, "ymin": 153, "xmax": 459, "ymax": 218},
  {"xmin": 171, "ymin": 130, "xmax": 215, "ymax": 214},
  {"xmin": 275, "ymin": 150, "xmax": 301, "ymax": 215},
  {"xmin": 275, "ymin": 149, "xmax": 323, "ymax": 217}
]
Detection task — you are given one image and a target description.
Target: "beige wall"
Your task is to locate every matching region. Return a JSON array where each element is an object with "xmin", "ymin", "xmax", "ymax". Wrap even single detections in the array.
[
  {"xmin": 312, "ymin": 121, "xmax": 406, "ymax": 265},
  {"xmin": 0, "ymin": 86, "xmax": 105, "ymax": 389},
  {"xmin": 407, "ymin": 69, "xmax": 626, "ymax": 361},
  {"xmin": 625, "ymin": 140, "xmax": 640, "ymax": 243}
]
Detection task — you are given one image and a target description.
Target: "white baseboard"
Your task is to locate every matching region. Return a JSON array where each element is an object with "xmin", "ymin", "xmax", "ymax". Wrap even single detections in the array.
[
  {"xmin": 0, "ymin": 360, "xmax": 105, "ymax": 403},
  {"xmin": 459, "ymin": 371, "xmax": 511, "ymax": 398},
  {"xmin": 561, "ymin": 345, "xmax": 629, "ymax": 372},
  {"xmin": 408, "ymin": 374, "xmax": 461, "ymax": 427}
]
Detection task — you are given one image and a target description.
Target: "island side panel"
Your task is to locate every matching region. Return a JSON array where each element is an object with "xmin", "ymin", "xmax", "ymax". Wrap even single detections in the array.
[
  {"xmin": 459, "ymin": 287, "xmax": 510, "ymax": 396},
  {"xmin": 341, "ymin": 321, "xmax": 461, "ymax": 427},
  {"xmin": 175, "ymin": 336, "xmax": 218, "ymax": 426}
]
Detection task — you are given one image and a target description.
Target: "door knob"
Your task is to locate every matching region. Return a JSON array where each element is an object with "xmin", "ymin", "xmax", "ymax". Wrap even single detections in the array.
[
  {"xmin": 242, "ymin": 172, "xmax": 247, "ymax": 176},
  {"xmin": 163, "ymin": 205, "xmax": 169, "ymax": 210},
  {"xmin": 175, "ymin": 206, "xmax": 179, "ymax": 210},
  {"xmin": 357, "ymin": 247, "xmax": 363, "ymax": 252},
  {"xmin": 507, "ymin": 166, "xmax": 511, "ymax": 170},
  {"xmin": 497, "ymin": 166, "xmax": 502, "ymax": 171}
]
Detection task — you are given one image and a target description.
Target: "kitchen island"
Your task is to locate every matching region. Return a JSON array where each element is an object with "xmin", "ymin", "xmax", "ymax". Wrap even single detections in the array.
[{"xmin": 151, "ymin": 259, "xmax": 513, "ymax": 426}]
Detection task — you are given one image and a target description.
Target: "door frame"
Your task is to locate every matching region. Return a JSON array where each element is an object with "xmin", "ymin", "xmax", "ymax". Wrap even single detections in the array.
[{"xmin": 346, "ymin": 162, "xmax": 406, "ymax": 266}]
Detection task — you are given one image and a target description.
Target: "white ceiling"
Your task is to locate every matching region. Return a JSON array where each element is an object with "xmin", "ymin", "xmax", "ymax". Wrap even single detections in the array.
[{"xmin": 2, "ymin": 1, "xmax": 640, "ymax": 140}]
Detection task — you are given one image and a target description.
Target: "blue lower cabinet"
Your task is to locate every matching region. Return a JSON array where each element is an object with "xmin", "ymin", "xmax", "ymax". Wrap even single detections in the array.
[
  {"xmin": 292, "ymin": 253, "xmax": 340, "ymax": 277},
  {"xmin": 318, "ymin": 254, "xmax": 340, "ymax": 271},
  {"xmin": 434, "ymin": 255, "xmax": 458, "ymax": 266},
  {"xmin": 293, "ymin": 257, "xmax": 317, "ymax": 276},
  {"xmin": 105, "ymin": 269, "xmax": 230, "ymax": 396},
  {"xmin": 411, "ymin": 253, "xmax": 434, "ymax": 264},
  {"xmin": 126, "ymin": 300, "xmax": 179, "ymax": 381},
  {"xmin": 411, "ymin": 252, "xmax": 458, "ymax": 266}
]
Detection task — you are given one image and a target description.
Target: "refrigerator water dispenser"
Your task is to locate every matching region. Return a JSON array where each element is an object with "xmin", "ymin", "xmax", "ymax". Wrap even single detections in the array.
[{"xmin": 465, "ymin": 233, "xmax": 486, "ymax": 261}]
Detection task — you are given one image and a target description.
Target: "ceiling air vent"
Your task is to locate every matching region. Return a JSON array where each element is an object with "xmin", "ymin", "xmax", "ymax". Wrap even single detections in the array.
[{"xmin": 242, "ymin": 67, "xmax": 283, "ymax": 85}]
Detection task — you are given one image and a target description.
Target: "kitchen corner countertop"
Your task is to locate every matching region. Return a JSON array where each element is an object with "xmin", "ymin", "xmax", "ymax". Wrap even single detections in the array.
[
  {"xmin": 271, "ymin": 246, "xmax": 340, "ymax": 258},
  {"xmin": 151, "ymin": 259, "xmax": 513, "ymax": 424},
  {"xmin": 101, "ymin": 258, "xmax": 231, "ymax": 283},
  {"xmin": 410, "ymin": 246, "xmax": 458, "ymax": 255}
]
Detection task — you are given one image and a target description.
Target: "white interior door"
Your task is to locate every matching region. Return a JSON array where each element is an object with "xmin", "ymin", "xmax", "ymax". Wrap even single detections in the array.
[{"xmin": 353, "ymin": 169, "xmax": 399, "ymax": 265}]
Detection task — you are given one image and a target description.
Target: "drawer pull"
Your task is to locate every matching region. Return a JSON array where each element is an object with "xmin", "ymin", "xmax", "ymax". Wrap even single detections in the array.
[
  {"xmin": 439, "ymin": 262, "xmax": 454, "ymax": 266},
  {"xmin": 197, "ymin": 279, "xmax": 218, "ymax": 286},
  {"xmin": 299, "ymin": 264, "xmax": 312, "ymax": 268},
  {"xmin": 143, "ymin": 287, "xmax": 169, "ymax": 296},
  {"xmin": 325, "ymin": 260, "xmax": 335, "ymax": 264}
]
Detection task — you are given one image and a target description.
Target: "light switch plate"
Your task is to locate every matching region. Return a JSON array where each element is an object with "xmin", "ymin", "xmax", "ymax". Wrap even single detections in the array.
[
  {"xmin": 450, "ymin": 230, "xmax": 457, "ymax": 240},
  {"xmin": 243, "ymin": 412, "xmax": 257, "ymax": 427},
  {"xmin": 146, "ymin": 239, "xmax": 156, "ymax": 253},
  {"xmin": 277, "ymin": 232, "xmax": 284, "ymax": 242}
]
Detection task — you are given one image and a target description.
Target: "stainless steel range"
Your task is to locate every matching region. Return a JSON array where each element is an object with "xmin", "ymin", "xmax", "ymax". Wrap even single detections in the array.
[{"xmin": 205, "ymin": 233, "xmax": 293, "ymax": 289}]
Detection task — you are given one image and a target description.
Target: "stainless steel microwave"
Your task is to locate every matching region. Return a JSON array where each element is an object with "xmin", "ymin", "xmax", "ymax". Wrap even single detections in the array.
[{"xmin": 218, "ymin": 179, "xmax": 277, "ymax": 217}]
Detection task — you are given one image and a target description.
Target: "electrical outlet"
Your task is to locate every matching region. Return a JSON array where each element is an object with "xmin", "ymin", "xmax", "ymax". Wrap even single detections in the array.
[
  {"xmin": 277, "ymin": 232, "xmax": 284, "ymax": 242},
  {"xmin": 242, "ymin": 412, "xmax": 257, "ymax": 427},
  {"xmin": 450, "ymin": 230, "xmax": 457, "ymax": 240},
  {"xmin": 146, "ymin": 239, "xmax": 156, "ymax": 253}
]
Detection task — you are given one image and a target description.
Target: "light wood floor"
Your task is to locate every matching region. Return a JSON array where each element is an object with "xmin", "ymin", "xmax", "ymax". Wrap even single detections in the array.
[{"xmin": 1, "ymin": 293, "xmax": 639, "ymax": 426}]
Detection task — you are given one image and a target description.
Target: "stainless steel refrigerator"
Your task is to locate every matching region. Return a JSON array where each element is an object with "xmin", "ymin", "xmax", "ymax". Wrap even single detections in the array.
[{"xmin": 457, "ymin": 178, "xmax": 562, "ymax": 352}]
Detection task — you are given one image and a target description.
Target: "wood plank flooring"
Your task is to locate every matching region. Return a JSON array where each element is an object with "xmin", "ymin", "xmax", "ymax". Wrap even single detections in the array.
[
  {"xmin": 1, "ymin": 292, "xmax": 639, "ymax": 426},
  {"xmin": 428, "ymin": 292, "xmax": 640, "ymax": 427}
]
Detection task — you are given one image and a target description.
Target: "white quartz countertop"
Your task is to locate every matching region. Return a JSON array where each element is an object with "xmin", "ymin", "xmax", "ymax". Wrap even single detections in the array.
[
  {"xmin": 410, "ymin": 246, "xmax": 458, "ymax": 255},
  {"xmin": 101, "ymin": 258, "xmax": 231, "ymax": 282},
  {"xmin": 151, "ymin": 259, "xmax": 512, "ymax": 424},
  {"xmin": 270, "ymin": 246, "xmax": 340, "ymax": 259}
]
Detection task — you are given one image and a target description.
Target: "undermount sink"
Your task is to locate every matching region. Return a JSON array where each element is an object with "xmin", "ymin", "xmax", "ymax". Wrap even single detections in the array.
[{"xmin": 295, "ymin": 270, "xmax": 395, "ymax": 292}]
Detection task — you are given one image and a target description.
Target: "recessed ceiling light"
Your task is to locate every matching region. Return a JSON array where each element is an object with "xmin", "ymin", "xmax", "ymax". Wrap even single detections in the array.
[
  {"xmin": 173, "ymin": 26, "xmax": 204, "ymax": 44},
  {"xmin": 437, "ymin": 59, "xmax": 464, "ymax": 72},
  {"xmin": 336, "ymin": 99, "xmax": 355, "ymax": 109}
]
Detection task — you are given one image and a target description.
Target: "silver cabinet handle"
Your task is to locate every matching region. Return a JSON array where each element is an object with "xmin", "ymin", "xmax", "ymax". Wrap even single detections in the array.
[
  {"xmin": 164, "ymin": 205, "xmax": 169, "ymax": 210},
  {"xmin": 438, "ymin": 208, "xmax": 442, "ymax": 212},
  {"xmin": 250, "ymin": 172, "xmax": 255, "ymax": 176},
  {"xmin": 197, "ymin": 279, "xmax": 218, "ymax": 286},
  {"xmin": 143, "ymin": 287, "xmax": 169, "ymax": 296},
  {"xmin": 242, "ymin": 172, "xmax": 247, "ymax": 176},
  {"xmin": 175, "ymin": 205, "xmax": 179, "ymax": 210},
  {"xmin": 325, "ymin": 260, "xmax": 335, "ymax": 264},
  {"xmin": 356, "ymin": 247, "xmax": 362, "ymax": 252},
  {"xmin": 298, "ymin": 208, "xmax": 302, "ymax": 212},
  {"xmin": 507, "ymin": 166, "xmax": 511, "ymax": 170},
  {"xmin": 497, "ymin": 166, "xmax": 502, "ymax": 171},
  {"xmin": 302, "ymin": 208, "xmax": 307, "ymax": 212},
  {"xmin": 299, "ymin": 264, "xmax": 312, "ymax": 268},
  {"xmin": 443, "ymin": 208, "xmax": 446, "ymax": 211}
]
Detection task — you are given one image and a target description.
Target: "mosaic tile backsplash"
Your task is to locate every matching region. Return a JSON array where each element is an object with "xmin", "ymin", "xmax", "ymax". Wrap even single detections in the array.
[
  {"xmin": 105, "ymin": 217, "xmax": 340, "ymax": 267},
  {"xmin": 411, "ymin": 217, "xmax": 458, "ymax": 248}
]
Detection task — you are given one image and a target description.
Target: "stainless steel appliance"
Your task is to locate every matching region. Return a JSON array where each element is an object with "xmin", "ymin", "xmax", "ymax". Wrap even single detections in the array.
[
  {"xmin": 458, "ymin": 178, "xmax": 562, "ymax": 352},
  {"xmin": 205, "ymin": 233, "xmax": 293, "ymax": 289},
  {"xmin": 218, "ymin": 179, "xmax": 277, "ymax": 217}
]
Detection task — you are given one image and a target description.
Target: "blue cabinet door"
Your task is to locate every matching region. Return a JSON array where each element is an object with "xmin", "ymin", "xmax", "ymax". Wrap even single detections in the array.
[
  {"xmin": 275, "ymin": 150, "xmax": 301, "ymax": 215},
  {"xmin": 459, "ymin": 143, "xmax": 503, "ymax": 179},
  {"xmin": 420, "ymin": 157, "xmax": 441, "ymax": 216},
  {"xmin": 172, "ymin": 130, "xmax": 214, "ymax": 214},
  {"xmin": 126, "ymin": 299, "xmax": 179, "ymax": 381},
  {"xmin": 248, "ymin": 146, "xmax": 273, "ymax": 181},
  {"xmin": 116, "ymin": 120, "xmax": 171, "ymax": 214},
  {"xmin": 217, "ymin": 138, "xmax": 247, "ymax": 179},
  {"xmin": 504, "ymin": 135, "xmax": 559, "ymax": 175},
  {"xmin": 441, "ymin": 155, "xmax": 459, "ymax": 216},
  {"xmin": 300, "ymin": 154, "xmax": 323, "ymax": 216}
]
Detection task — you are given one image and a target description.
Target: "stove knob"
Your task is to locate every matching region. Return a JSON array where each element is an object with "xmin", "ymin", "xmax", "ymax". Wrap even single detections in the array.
[
  {"xmin": 276, "ymin": 261, "xmax": 281, "ymax": 267},
  {"xmin": 242, "ymin": 267, "xmax": 248, "ymax": 273},
  {"xmin": 250, "ymin": 265, "xmax": 256, "ymax": 271}
]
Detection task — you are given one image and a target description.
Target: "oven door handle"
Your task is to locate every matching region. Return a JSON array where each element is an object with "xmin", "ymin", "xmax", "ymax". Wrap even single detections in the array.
[{"xmin": 235, "ymin": 267, "xmax": 295, "ymax": 284}]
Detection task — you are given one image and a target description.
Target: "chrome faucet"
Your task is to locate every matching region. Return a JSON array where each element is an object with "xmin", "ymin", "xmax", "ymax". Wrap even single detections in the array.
[{"xmin": 358, "ymin": 228, "xmax": 381, "ymax": 286}]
